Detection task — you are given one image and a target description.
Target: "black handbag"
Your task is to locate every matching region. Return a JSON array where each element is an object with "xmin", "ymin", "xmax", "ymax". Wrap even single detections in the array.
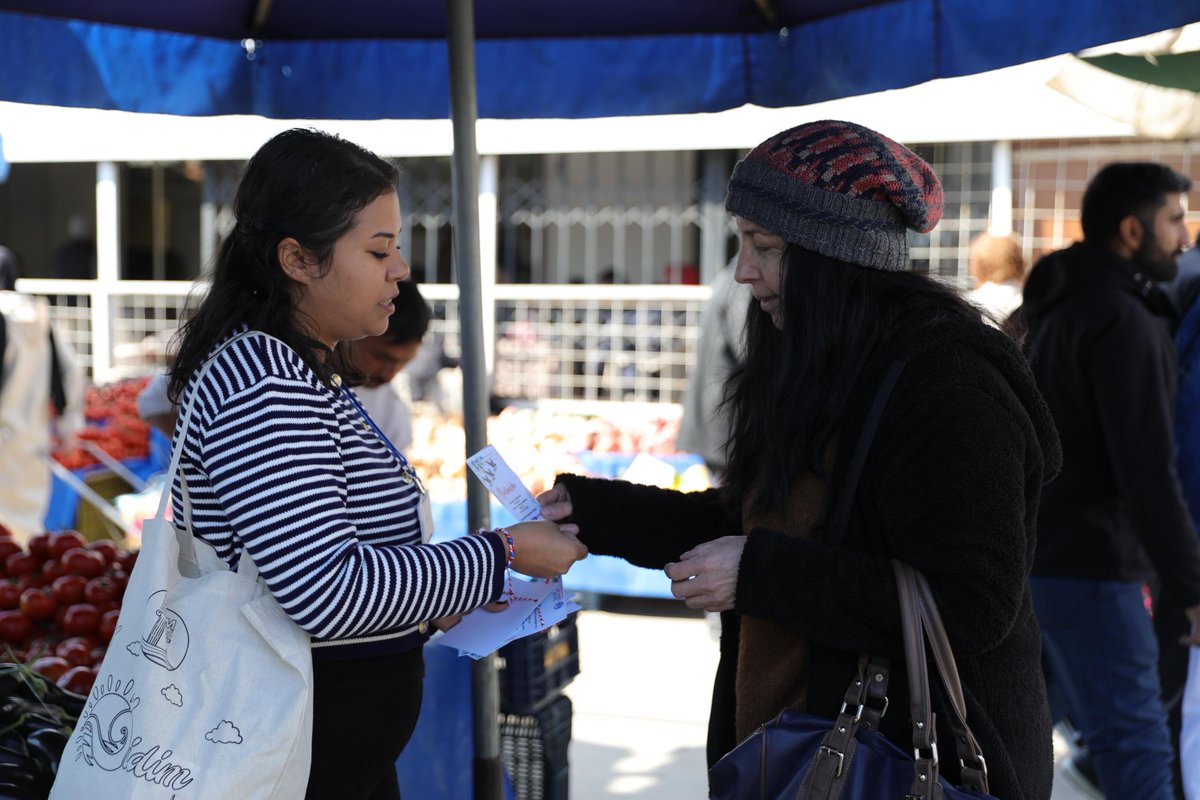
[{"xmin": 709, "ymin": 360, "xmax": 998, "ymax": 799}]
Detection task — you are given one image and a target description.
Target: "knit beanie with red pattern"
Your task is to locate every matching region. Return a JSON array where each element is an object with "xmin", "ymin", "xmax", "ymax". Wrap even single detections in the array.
[{"xmin": 725, "ymin": 120, "xmax": 944, "ymax": 271}]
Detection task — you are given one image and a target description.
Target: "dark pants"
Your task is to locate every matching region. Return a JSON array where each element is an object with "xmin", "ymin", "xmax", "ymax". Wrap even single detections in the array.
[
  {"xmin": 305, "ymin": 646, "xmax": 425, "ymax": 800},
  {"xmin": 1031, "ymin": 576, "xmax": 1175, "ymax": 800},
  {"xmin": 1154, "ymin": 587, "xmax": 1190, "ymax": 799}
]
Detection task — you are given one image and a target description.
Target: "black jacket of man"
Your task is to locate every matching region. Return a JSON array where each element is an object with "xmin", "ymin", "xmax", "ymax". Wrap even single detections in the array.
[{"xmin": 1021, "ymin": 240, "xmax": 1200, "ymax": 607}]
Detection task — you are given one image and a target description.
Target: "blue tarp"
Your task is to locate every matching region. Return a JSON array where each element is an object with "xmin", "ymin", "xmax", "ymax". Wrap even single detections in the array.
[{"xmin": 1, "ymin": 1, "xmax": 1197, "ymax": 119}]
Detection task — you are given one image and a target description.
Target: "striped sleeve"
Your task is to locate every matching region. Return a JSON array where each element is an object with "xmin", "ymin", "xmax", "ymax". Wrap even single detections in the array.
[{"xmin": 181, "ymin": 337, "xmax": 506, "ymax": 641}]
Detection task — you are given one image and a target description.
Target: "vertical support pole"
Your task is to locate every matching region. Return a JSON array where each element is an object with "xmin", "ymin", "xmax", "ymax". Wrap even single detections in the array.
[
  {"xmin": 446, "ymin": 2, "xmax": 501, "ymax": 799},
  {"xmin": 200, "ymin": 167, "xmax": 217, "ymax": 275},
  {"xmin": 151, "ymin": 163, "xmax": 166, "ymax": 281},
  {"xmin": 700, "ymin": 150, "xmax": 729, "ymax": 284},
  {"xmin": 479, "ymin": 154, "xmax": 498, "ymax": 380},
  {"xmin": 93, "ymin": 161, "xmax": 120, "ymax": 383},
  {"xmin": 990, "ymin": 141, "xmax": 1013, "ymax": 236}
]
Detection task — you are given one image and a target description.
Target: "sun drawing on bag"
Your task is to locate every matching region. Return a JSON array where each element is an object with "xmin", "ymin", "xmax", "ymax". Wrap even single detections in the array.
[
  {"xmin": 74, "ymin": 675, "xmax": 140, "ymax": 771},
  {"xmin": 140, "ymin": 590, "xmax": 190, "ymax": 671}
]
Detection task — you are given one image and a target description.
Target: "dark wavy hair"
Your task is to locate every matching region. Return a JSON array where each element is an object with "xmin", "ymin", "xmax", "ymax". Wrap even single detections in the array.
[
  {"xmin": 721, "ymin": 246, "xmax": 981, "ymax": 517},
  {"xmin": 168, "ymin": 128, "xmax": 399, "ymax": 400}
]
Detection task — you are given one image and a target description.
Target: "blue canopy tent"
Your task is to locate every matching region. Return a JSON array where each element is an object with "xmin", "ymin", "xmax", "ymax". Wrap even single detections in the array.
[
  {"xmin": 0, "ymin": 1, "xmax": 1198, "ymax": 119},
  {"xmin": 2, "ymin": 2, "xmax": 1199, "ymax": 797}
]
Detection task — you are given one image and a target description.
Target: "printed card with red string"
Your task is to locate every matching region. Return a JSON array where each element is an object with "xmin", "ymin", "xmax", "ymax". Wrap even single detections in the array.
[{"xmin": 430, "ymin": 445, "xmax": 581, "ymax": 659}]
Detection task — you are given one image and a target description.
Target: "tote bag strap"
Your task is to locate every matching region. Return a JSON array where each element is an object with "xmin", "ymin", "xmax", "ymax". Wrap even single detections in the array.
[
  {"xmin": 152, "ymin": 330, "xmax": 268, "ymax": 581},
  {"xmin": 893, "ymin": 559, "xmax": 991, "ymax": 796}
]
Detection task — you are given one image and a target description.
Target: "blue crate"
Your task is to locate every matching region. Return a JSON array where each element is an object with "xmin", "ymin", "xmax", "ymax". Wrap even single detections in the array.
[{"xmin": 499, "ymin": 611, "xmax": 580, "ymax": 715}]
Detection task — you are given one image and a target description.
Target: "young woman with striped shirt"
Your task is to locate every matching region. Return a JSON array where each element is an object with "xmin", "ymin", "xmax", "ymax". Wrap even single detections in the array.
[{"xmin": 166, "ymin": 128, "xmax": 587, "ymax": 799}]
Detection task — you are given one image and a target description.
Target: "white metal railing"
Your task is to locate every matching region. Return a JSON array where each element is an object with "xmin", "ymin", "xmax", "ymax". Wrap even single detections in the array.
[{"xmin": 18, "ymin": 279, "xmax": 711, "ymax": 405}]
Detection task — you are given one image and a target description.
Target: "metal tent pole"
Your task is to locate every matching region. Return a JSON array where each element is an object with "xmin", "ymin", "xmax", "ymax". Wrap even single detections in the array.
[{"xmin": 446, "ymin": 1, "xmax": 502, "ymax": 798}]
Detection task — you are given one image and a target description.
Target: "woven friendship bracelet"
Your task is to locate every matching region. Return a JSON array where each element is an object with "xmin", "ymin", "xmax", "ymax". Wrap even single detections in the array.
[
  {"xmin": 497, "ymin": 527, "xmax": 516, "ymax": 568},
  {"xmin": 476, "ymin": 527, "xmax": 517, "ymax": 568}
]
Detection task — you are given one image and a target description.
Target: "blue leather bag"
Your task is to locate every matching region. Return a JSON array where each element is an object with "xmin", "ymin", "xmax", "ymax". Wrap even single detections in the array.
[{"xmin": 708, "ymin": 561, "xmax": 997, "ymax": 800}]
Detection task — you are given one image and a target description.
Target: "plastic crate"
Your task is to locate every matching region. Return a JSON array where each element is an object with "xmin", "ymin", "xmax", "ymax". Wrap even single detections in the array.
[
  {"xmin": 499, "ymin": 611, "xmax": 580, "ymax": 714},
  {"xmin": 500, "ymin": 694, "xmax": 571, "ymax": 800}
]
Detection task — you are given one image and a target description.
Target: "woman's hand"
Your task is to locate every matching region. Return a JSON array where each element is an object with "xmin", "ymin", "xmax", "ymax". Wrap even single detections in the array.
[
  {"xmin": 535, "ymin": 484, "xmax": 579, "ymax": 536},
  {"xmin": 664, "ymin": 536, "xmax": 747, "ymax": 612},
  {"xmin": 506, "ymin": 519, "xmax": 587, "ymax": 578},
  {"xmin": 431, "ymin": 615, "xmax": 463, "ymax": 632}
]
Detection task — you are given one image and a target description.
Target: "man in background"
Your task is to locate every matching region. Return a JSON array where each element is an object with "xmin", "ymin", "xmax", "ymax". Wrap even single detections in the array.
[
  {"xmin": 1021, "ymin": 162, "xmax": 1200, "ymax": 799},
  {"xmin": 349, "ymin": 279, "xmax": 431, "ymax": 453}
]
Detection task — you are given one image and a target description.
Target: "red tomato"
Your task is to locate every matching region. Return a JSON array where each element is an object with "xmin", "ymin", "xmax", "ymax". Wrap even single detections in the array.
[
  {"xmin": 26, "ymin": 533, "xmax": 51, "ymax": 561},
  {"xmin": 87, "ymin": 540, "xmax": 120, "ymax": 565},
  {"xmin": 48, "ymin": 531, "xmax": 88, "ymax": 561},
  {"xmin": 29, "ymin": 656, "xmax": 71, "ymax": 682},
  {"xmin": 55, "ymin": 637, "xmax": 94, "ymax": 667},
  {"xmin": 4, "ymin": 552, "xmax": 38, "ymax": 577},
  {"xmin": 83, "ymin": 577, "xmax": 118, "ymax": 605},
  {"xmin": 60, "ymin": 548, "xmax": 106, "ymax": 578},
  {"xmin": 16, "ymin": 572, "xmax": 45, "ymax": 591},
  {"xmin": 62, "ymin": 603, "xmax": 100, "ymax": 636},
  {"xmin": 106, "ymin": 568, "xmax": 128, "ymax": 590},
  {"xmin": 116, "ymin": 550, "xmax": 138, "ymax": 571},
  {"xmin": 56, "ymin": 665, "xmax": 95, "ymax": 696},
  {"xmin": 0, "ymin": 582, "xmax": 21, "ymax": 610},
  {"xmin": 18, "ymin": 588, "xmax": 57, "ymax": 620},
  {"xmin": 51, "ymin": 575, "xmax": 87, "ymax": 606},
  {"xmin": 0, "ymin": 523, "xmax": 12, "ymax": 541},
  {"xmin": 90, "ymin": 645, "xmax": 107, "ymax": 664},
  {"xmin": 0, "ymin": 610, "xmax": 31, "ymax": 643},
  {"xmin": 98, "ymin": 609, "xmax": 120, "ymax": 643},
  {"xmin": 0, "ymin": 540, "xmax": 21, "ymax": 566},
  {"xmin": 39, "ymin": 559, "xmax": 64, "ymax": 583}
]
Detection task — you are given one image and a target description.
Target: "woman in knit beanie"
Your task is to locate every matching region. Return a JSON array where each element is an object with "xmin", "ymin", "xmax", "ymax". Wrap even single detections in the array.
[{"xmin": 541, "ymin": 120, "xmax": 1060, "ymax": 799}]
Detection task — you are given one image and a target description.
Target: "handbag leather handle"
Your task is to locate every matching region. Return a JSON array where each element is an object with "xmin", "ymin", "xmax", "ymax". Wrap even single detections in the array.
[
  {"xmin": 894, "ymin": 560, "xmax": 939, "ymax": 799},
  {"xmin": 911, "ymin": 567, "xmax": 990, "ymax": 792},
  {"xmin": 893, "ymin": 560, "xmax": 990, "ymax": 796}
]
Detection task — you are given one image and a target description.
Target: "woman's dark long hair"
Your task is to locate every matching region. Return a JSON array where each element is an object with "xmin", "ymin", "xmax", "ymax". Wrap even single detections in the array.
[
  {"xmin": 721, "ymin": 246, "xmax": 982, "ymax": 517},
  {"xmin": 168, "ymin": 128, "xmax": 399, "ymax": 400}
]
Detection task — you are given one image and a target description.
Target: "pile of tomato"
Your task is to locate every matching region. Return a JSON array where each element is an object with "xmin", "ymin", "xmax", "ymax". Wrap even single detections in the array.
[
  {"xmin": 52, "ymin": 376, "xmax": 153, "ymax": 470},
  {"xmin": 0, "ymin": 524, "xmax": 136, "ymax": 698}
]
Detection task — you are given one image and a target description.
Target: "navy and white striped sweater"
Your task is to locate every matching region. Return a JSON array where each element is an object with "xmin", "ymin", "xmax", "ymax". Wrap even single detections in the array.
[{"xmin": 171, "ymin": 330, "xmax": 506, "ymax": 661}]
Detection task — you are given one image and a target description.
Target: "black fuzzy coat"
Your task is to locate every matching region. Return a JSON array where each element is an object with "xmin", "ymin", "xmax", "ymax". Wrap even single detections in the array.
[{"xmin": 556, "ymin": 315, "xmax": 1062, "ymax": 800}]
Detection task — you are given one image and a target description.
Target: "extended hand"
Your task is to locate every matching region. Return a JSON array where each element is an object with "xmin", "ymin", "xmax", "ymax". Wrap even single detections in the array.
[
  {"xmin": 664, "ymin": 536, "xmax": 746, "ymax": 612},
  {"xmin": 535, "ymin": 484, "xmax": 579, "ymax": 536},
  {"xmin": 507, "ymin": 519, "xmax": 588, "ymax": 578}
]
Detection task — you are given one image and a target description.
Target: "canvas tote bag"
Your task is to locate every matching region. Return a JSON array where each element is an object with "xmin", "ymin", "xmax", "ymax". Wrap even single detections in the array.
[{"xmin": 50, "ymin": 331, "xmax": 314, "ymax": 799}]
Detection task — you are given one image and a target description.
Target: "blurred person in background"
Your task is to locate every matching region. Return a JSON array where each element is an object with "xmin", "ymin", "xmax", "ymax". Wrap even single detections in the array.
[
  {"xmin": 346, "ymin": 278, "xmax": 430, "ymax": 455},
  {"xmin": 0, "ymin": 245, "xmax": 84, "ymax": 542},
  {"xmin": 966, "ymin": 232, "xmax": 1026, "ymax": 326},
  {"xmin": 675, "ymin": 260, "xmax": 750, "ymax": 479}
]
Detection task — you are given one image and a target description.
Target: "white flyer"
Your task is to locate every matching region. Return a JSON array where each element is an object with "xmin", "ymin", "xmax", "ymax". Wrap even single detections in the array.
[
  {"xmin": 430, "ymin": 575, "xmax": 578, "ymax": 659},
  {"xmin": 430, "ymin": 444, "xmax": 579, "ymax": 659},
  {"xmin": 466, "ymin": 444, "xmax": 544, "ymax": 522}
]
